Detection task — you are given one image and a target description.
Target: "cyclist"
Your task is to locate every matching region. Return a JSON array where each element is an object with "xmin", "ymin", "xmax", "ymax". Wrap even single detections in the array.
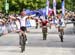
[
  {"xmin": 41, "ymin": 17, "xmax": 48, "ymax": 40},
  {"xmin": 56, "ymin": 14, "xmax": 66, "ymax": 42},
  {"xmin": 11, "ymin": 10, "xmax": 29, "ymax": 52},
  {"xmin": 18, "ymin": 10, "xmax": 29, "ymax": 45}
]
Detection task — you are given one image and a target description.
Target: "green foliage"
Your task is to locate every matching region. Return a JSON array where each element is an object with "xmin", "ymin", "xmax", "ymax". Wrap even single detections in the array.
[{"xmin": 0, "ymin": 0, "xmax": 75, "ymax": 13}]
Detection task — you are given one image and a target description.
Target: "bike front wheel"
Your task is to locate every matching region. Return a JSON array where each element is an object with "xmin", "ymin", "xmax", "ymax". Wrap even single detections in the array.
[
  {"xmin": 59, "ymin": 32, "xmax": 63, "ymax": 42},
  {"xmin": 20, "ymin": 34, "xmax": 26, "ymax": 52}
]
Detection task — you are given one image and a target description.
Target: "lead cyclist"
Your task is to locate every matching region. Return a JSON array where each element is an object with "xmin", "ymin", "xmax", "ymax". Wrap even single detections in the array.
[{"xmin": 11, "ymin": 10, "xmax": 29, "ymax": 45}]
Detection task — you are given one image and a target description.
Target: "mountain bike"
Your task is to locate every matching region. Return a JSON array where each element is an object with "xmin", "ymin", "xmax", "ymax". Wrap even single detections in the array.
[
  {"xmin": 58, "ymin": 27, "xmax": 64, "ymax": 42},
  {"xmin": 19, "ymin": 32, "xmax": 27, "ymax": 52}
]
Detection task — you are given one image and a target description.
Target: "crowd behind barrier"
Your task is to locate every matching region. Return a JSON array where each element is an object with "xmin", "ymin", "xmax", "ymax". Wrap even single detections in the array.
[
  {"xmin": 0, "ymin": 10, "xmax": 75, "ymax": 36},
  {"xmin": 0, "ymin": 14, "xmax": 38, "ymax": 36}
]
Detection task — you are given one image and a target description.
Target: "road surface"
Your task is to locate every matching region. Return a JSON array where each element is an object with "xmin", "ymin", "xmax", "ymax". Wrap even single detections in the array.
[{"xmin": 0, "ymin": 24, "xmax": 75, "ymax": 55}]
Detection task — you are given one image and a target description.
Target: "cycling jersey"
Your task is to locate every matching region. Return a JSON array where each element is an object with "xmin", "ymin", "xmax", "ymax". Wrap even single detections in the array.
[
  {"xmin": 56, "ymin": 18, "xmax": 65, "ymax": 28},
  {"xmin": 17, "ymin": 16, "xmax": 28, "ymax": 27}
]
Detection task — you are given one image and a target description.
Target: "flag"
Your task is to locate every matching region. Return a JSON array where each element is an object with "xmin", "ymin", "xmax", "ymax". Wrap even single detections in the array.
[
  {"xmin": 61, "ymin": 0, "xmax": 65, "ymax": 17},
  {"xmin": 53, "ymin": 0, "xmax": 56, "ymax": 16},
  {"xmin": 46, "ymin": 0, "xmax": 49, "ymax": 16}
]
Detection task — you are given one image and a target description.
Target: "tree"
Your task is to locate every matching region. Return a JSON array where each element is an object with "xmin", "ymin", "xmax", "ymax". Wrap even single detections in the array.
[{"xmin": 0, "ymin": 0, "xmax": 75, "ymax": 13}]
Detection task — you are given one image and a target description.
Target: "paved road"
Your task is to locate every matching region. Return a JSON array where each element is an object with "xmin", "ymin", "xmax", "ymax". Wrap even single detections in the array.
[{"xmin": 0, "ymin": 24, "xmax": 75, "ymax": 55}]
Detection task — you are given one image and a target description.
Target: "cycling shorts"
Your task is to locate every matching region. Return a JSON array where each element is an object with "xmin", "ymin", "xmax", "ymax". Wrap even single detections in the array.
[{"xmin": 20, "ymin": 26, "xmax": 26, "ymax": 32}]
